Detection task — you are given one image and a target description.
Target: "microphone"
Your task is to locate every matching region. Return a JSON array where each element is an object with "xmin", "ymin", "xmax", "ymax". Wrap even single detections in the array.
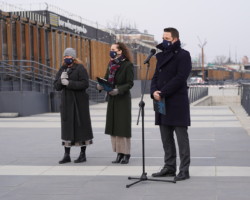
[
  {"xmin": 143, "ymin": 49, "xmax": 156, "ymax": 64},
  {"xmin": 65, "ymin": 67, "xmax": 72, "ymax": 74}
]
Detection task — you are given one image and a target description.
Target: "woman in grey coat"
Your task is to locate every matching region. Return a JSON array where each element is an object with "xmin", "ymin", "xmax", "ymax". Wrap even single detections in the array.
[{"xmin": 54, "ymin": 48, "xmax": 93, "ymax": 164}]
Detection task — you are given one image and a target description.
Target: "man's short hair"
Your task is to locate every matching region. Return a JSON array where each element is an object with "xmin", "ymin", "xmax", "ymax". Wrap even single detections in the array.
[{"xmin": 164, "ymin": 27, "xmax": 179, "ymax": 39}]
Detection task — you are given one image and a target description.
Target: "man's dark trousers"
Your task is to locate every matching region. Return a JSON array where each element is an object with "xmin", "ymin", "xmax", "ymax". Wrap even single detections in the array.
[{"xmin": 159, "ymin": 125, "xmax": 190, "ymax": 173}]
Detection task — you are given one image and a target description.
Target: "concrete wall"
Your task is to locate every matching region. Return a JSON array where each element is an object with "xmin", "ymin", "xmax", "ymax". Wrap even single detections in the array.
[
  {"xmin": 0, "ymin": 91, "xmax": 50, "ymax": 116},
  {"xmin": 191, "ymin": 95, "xmax": 241, "ymax": 106},
  {"xmin": 0, "ymin": 80, "xmax": 150, "ymax": 116}
]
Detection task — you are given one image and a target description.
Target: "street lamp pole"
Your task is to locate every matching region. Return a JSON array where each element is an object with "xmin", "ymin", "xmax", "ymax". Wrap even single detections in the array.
[{"xmin": 198, "ymin": 37, "xmax": 207, "ymax": 81}]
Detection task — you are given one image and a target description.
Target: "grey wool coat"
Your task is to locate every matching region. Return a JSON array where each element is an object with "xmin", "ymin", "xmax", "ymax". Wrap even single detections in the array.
[
  {"xmin": 104, "ymin": 59, "xmax": 134, "ymax": 138},
  {"xmin": 54, "ymin": 63, "xmax": 93, "ymax": 143}
]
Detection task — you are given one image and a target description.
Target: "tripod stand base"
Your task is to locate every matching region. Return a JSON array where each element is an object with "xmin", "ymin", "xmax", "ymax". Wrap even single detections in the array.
[{"xmin": 126, "ymin": 172, "xmax": 176, "ymax": 188}]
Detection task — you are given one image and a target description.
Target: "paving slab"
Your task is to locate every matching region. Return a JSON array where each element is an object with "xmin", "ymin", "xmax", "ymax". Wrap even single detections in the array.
[{"xmin": 1, "ymin": 94, "xmax": 250, "ymax": 200}]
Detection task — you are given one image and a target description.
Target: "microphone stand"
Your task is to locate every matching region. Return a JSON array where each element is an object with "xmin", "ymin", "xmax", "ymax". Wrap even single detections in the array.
[{"xmin": 126, "ymin": 61, "xmax": 176, "ymax": 188}]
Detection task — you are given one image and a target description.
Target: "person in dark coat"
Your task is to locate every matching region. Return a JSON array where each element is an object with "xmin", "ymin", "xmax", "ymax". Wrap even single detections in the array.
[
  {"xmin": 97, "ymin": 42, "xmax": 134, "ymax": 164},
  {"xmin": 150, "ymin": 28, "xmax": 192, "ymax": 181},
  {"xmin": 54, "ymin": 48, "xmax": 93, "ymax": 164}
]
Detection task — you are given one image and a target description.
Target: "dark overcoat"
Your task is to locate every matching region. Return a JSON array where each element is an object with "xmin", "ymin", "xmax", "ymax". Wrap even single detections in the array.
[
  {"xmin": 104, "ymin": 59, "xmax": 134, "ymax": 138},
  {"xmin": 150, "ymin": 40, "xmax": 192, "ymax": 126},
  {"xmin": 54, "ymin": 63, "xmax": 93, "ymax": 142}
]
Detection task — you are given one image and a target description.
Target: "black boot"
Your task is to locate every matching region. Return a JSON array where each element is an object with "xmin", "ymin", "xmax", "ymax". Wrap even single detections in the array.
[
  {"xmin": 74, "ymin": 152, "xmax": 86, "ymax": 163},
  {"xmin": 112, "ymin": 153, "xmax": 124, "ymax": 163},
  {"xmin": 59, "ymin": 153, "xmax": 71, "ymax": 164},
  {"xmin": 120, "ymin": 154, "xmax": 130, "ymax": 164},
  {"xmin": 74, "ymin": 146, "xmax": 87, "ymax": 163}
]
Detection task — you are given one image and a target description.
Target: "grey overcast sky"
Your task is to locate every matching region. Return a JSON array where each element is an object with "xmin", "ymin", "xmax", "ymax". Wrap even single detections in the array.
[{"xmin": 6, "ymin": 0, "xmax": 250, "ymax": 63}]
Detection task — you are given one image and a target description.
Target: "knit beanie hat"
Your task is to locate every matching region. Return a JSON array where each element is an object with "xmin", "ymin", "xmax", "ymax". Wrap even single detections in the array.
[{"xmin": 63, "ymin": 48, "xmax": 76, "ymax": 58}]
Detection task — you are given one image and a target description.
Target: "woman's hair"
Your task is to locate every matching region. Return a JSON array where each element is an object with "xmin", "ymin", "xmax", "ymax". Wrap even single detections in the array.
[
  {"xmin": 74, "ymin": 58, "xmax": 83, "ymax": 64},
  {"xmin": 115, "ymin": 42, "xmax": 133, "ymax": 62}
]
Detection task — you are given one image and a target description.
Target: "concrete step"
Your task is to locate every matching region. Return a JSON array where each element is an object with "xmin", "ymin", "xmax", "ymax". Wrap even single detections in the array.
[{"xmin": 0, "ymin": 112, "xmax": 19, "ymax": 118}]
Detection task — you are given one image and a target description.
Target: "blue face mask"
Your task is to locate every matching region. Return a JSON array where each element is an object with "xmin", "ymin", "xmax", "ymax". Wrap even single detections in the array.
[
  {"xmin": 110, "ymin": 51, "xmax": 118, "ymax": 59},
  {"xmin": 162, "ymin": 40, "xmax": 172, "ymax": 49},
  {"xmin": 64, "ymin": 58, "xmax": 74, "ymax": 65}
]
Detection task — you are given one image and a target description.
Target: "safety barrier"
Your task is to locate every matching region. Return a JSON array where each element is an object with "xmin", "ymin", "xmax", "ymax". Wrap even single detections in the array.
[
  {"xmin": 188, "ymin": 86, "xmax": 208, "ymax": 104},
  {"xmin": 241, "ymin": 83, "xmax": 250, "ymax": 115}
]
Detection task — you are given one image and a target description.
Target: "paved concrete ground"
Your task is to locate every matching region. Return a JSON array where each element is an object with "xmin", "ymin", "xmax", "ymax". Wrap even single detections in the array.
[{"xmin": 1, "ymin": 93, "xmax": 250, "ymax": 200}]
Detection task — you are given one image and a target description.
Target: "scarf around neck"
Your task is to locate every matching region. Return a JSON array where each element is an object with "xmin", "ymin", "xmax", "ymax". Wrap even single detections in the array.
[
  {"xmin": 157, "ymin": 40, "xmax": 181, "ymax": 53},
  {"xmin": 108, "ymin": 55, "xmax": 126, "ymax": 84}
]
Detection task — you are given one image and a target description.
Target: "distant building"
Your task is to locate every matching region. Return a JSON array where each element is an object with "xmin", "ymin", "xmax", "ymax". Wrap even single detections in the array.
[
  {"xmin": 115, "ymin": 28, "xmax": 157, "ymax": 50},
  {"xmin": 242, "ymin": 56, "xmax": 249, "ymax": 65}
]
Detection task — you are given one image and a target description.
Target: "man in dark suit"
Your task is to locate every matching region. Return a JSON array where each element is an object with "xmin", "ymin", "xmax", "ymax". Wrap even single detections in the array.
[{"xmin": 150, "ymin": 27, "xmax": 192, "ymax": 181}]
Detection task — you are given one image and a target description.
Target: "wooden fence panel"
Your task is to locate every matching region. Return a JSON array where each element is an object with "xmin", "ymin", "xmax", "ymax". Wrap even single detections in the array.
[
  {"xmin": 233, "ymin": 72, "xmax": 241, "ymax": 80},
  {"xmin": 135, "ymin": 53, "xmax": 156, "ymax": 80},
  {"xmin": 16, "ymin": 21, "xmax": 22, "ymax": 61},
  {"xmin": 6, "ymin": 18, "xmax": 13, "ymax": 63},
  {"xmin": 48, "ymin": 31, "xmax": 54, "ymax": 68},
  {"xmin": 84, "ymin": 39, "xmax": 91, "ymax": 74},
  {"xmin": 24, "ymin": 24, "xmax": 31, "ymax": 61},
  {"xmin": 76, "ymin": 36, "xmax": 81, "ymax": 59},
  {"xmin": 0, "ymin": 19, "xmax": 2, "ymax": 60},
  {"xmin": 89, "ymin": 40, "xmax": 110, "ymax": 79},
  {"xmin": 55, "ymin": 31, "xmax": 61, "ymax": 69},
  {"xmin": 40, "ymin": 27, "xmax": 46, "ymax": 65},
  {"xmin": 66, "ymin": 33, "xmax": 71, "ymax": 47},
  {"xmin": 61, "ymin": 33, "xmax": 65, "ymax": 60},
  {"xmin": 243, "ymin": 73, "xmax": 250, "ymax": 79}
]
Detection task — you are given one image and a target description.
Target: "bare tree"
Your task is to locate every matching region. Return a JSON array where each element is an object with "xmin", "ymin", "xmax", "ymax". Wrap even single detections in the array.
[
  {"xmin": 214, "ymin": 55, "xmax": 227, "ymax": 65},
  {"xmin": 107, "ymin": 15, "xmax": 137, "ymax": 33},
  {"xmin": 106, "ymin": 15, "xmax": 138, "ymax": 43}
]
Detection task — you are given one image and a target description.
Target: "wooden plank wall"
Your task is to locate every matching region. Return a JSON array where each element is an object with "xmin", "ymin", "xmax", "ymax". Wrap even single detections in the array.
[
  {"xmin": 242, "ymin": 73, "xmax": 250, "ymax": 79},
  {"xmin": 4, "ymin": 14, "xmax": 250, "ymax": 83},
  {"xmin": 90, "ymin": 40, "xmax": 110, "ymax": 80},
  {"xmin": 6, "ymin": 18, "xmax": 13, "ymax": 64},
  {"xmin": 16, "ymin": 21, "xmax": 22, "ymax": 61},
  {"xmin": 136, "ymin": 52, "xmax": 156, "ymax": 80},
  {"xmin": 0, "ymin": 19, "xmax": 3, "ymax": 60},
  {"xmin": 233, "ymin": 72, "xmax": 241, "ymax": 80},
  {"xmin": 208, "ymin": 69, "xmax": 231, "ymax": 80}
]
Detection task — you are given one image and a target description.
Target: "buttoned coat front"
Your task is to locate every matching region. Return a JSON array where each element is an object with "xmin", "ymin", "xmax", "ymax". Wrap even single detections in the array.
[
  {"xmin": 104, "ymin": 60, "xmax": 134, "ymax": 138},
  {"xmin": 150, "ymin": 41, "xmax": 192, "ymax": 126},
  {"xmin": 54, "ymin": 63, "xmax": 93, "ymax": 143}
]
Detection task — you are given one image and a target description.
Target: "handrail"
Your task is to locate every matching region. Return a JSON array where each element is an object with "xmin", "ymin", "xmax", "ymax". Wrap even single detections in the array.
[
  {"xmin": 0, "ymin": 60, "xmax": 57, "ymax": 73},
  {"xmin": 0, "ymin": 60, "xmax": 56, "ymax": 93}
]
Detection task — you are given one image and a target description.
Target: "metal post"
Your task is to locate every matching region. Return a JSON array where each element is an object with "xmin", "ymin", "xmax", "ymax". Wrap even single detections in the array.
[
  {"xmin": 201, "ymin": 47, "xmax": 205, "ymax": 81},
  {"xmin": 198, "ymin": 37, "xmax": 207, "ymax": 82},
  {"xmin": 19, "ymin": 65, "xmax": 23, "ymax": 91}
]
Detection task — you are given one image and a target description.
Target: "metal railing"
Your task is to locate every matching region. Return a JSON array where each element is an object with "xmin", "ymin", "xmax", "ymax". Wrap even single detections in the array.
[
  {"xmin": 87, "ymin": 79, "xmax": 106, "ymax": 103},
  {"xmin": 241, "ymin": 83, "xmax": 250, "ymax": 115},
  {"xmin": 0, "ymin": 60, "xmax": 57, "ymax": 94},
  {"xmin": 0, "ymin": 1, "xmax": 112, "ymax": 32},
  {"xmin": 0, "ymin": 60, "xmax": 107, "ymax": 106},
  {"xmin": 188, "ymin": 86, "xmax": 208, "ymax": 104},
  {"xmin": 0, "ymin": 60, "xmax": 210, "ymax": 105}
]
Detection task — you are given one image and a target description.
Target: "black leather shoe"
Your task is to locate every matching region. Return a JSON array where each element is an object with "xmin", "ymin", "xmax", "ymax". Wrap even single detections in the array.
[
  {"xmin": 174, "ymin": 171, "xmax": 190, "ymax": 181},
  {"xmin": 152, "ymin": 167, "xmax": 176, "ymax": 177},
  {"xmin": 120, "ymin": 154, "xmax": 130, "ymax": 164},
  {"xmin": 74, "ymin": 152, "xmax": 86, "ymax": 163},
  {"xmin": 112, "ymin": 153, "xmax": 124, "ymax": 163},
  {"xmin": 59, "ymin": 153, "xmax": 71, "ymax": 164}
]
